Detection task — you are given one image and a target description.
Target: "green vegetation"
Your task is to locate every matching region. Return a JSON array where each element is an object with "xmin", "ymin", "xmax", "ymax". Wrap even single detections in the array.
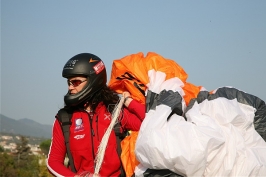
[
  {"xmin": 0, "ymin": 136, "xmax": 53, "ymax": 177},
  {"xmin": 39, "ymin": 139, "xmax": 51, "ymax": 156},
  {"xmin": 0, "ymin": 145, "xmax": 4, "ymax": 152}
]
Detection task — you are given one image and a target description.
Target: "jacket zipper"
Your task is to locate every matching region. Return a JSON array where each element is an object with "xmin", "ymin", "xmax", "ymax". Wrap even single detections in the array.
[
  {"xmin": 96, "ymin": 115, "xmax": 99, "ymax": 141},
  {"xmin": 88, "ymin": 113, "xmax": 96, "ymax": 168}
]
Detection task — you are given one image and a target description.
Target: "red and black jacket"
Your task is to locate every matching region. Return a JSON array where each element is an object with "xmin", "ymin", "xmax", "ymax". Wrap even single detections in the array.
[{"xmin": 47, "ymin": 100, "xmax": 145, "ymax": 177}]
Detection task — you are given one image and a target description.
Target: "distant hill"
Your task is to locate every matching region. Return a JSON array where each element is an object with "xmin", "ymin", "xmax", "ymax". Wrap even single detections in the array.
[{"xmin": 0, "ymin": 114, "xmax": 52, "ymax": 138}]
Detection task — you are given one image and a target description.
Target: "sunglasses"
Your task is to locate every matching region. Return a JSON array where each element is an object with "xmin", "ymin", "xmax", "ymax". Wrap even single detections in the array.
[{"xmin": 67, "ymin": 79, "xmax": 87, "ymax": 87}]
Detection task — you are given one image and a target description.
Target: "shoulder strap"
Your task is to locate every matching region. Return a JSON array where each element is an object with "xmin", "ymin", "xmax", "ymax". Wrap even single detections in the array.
[
  {"xmin": 114, "ymin": 120, "xmax": 127, "ymax": 177},
  {"xmin": 57, "ymin": 108, "xmax": 77, "ymax": 173}
]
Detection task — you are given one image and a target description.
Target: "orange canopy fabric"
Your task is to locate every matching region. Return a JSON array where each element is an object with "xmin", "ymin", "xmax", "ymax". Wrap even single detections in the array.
[
  {"xmin": 120, "ymin": 131, "xmax": 139, "ymax": 177},
  {"xmin": 109, "ymin": 52, "xmax": 200, "ymax": 105},
  {"xmin": 108, "ymin": 52, "xmax": 201, "ymax": 177},
  {"xmin": 109, "ymin": 52, "xmax": 147, "ymax": 104}
]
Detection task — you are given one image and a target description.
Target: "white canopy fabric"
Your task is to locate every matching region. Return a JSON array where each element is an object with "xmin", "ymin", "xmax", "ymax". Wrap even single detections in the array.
[{"xmin": 135, "ymin": 70, "xmax": 266, "ymax": 177}]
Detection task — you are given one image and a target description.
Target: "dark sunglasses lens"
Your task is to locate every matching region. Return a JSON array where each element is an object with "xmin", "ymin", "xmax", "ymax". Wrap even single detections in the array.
[
  {"xmin": 71, "ymin": 80, "xmax": 82, "ymax": 87},
  {"xmin": 67, "ymin": 80, "xmax": 83, "ymax": 87}
]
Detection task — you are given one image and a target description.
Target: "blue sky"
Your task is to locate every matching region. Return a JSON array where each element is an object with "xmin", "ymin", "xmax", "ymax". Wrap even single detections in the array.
[{"xmin": 1, "ymin": 1, "xmax": 266, "ymax": 125}]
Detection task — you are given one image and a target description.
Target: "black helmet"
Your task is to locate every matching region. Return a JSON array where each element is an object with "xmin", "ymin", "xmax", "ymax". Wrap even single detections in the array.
[{"xmin": 62, "ymin": 53, "xmax": 107, "ymax": 106}]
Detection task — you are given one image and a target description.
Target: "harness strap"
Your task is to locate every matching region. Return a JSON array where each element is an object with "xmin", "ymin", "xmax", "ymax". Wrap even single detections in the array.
[
  {"xmin": 114, "ymin": 123, "xmax": 127, "ymax": 177},
  {"xmin": 57, "ymin": 108, "xmax": 77, "ymax": 173}
]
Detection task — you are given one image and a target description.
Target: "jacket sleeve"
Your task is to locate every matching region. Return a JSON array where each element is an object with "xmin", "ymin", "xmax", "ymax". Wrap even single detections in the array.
[
  {"xmin": 121, "ymin": 99, "xmax": 145, "ymax": 131},
  {"xmin": 46, "ymin": 119, "xmax": 76, "ymax": 177}
]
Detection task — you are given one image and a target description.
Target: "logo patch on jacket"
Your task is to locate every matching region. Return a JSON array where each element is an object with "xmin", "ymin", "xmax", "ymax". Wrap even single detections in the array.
[
  {"xmin": 104, "ymin": 113, "xmax": 111, "ymax": 121},
  {"xmin": 74, "ymin": 118, "xmax": 84, "ymax": 132},
  {"xmin": 74, "ymin": 134, "xmax": 85, "ymax": 140}
]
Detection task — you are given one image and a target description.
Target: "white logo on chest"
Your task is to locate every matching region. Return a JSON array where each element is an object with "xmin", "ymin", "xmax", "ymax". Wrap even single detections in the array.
[
  {"xmin": 104, "ymin": 113, "xmax": 111, "ymax": 121},
  {"xmin": 74, "ymin": 118, "xmax": 84, "ymax": 132},
  {"xmin": 74, "ymin": 134, "xmax": 85, "ymax": 140}
]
